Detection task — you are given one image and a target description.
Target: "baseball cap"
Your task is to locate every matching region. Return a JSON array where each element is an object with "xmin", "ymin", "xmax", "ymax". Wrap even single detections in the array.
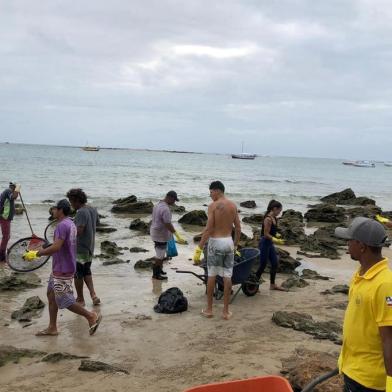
[
  {"xmin": 166, "ymin": 190, "xmax": 179, "ymax": 202},
  {"xmin": 335, "ymin": 217, "xmax": 389, "ymax": 247},
  {"xmin": 52, "ymin": 199, "xmax": 72, "ymax": 215}
]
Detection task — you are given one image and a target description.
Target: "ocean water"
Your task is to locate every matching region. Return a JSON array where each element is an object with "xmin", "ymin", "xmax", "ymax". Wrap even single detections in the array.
[{"xmin": 1, "ymin": 143, "xmax": 391, "ymax": 213}]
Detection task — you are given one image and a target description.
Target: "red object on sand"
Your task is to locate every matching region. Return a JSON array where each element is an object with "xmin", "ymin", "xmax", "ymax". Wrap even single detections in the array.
[{"xmin": 183, "ymin": 376, "xmax": 293, "ymax": 392}]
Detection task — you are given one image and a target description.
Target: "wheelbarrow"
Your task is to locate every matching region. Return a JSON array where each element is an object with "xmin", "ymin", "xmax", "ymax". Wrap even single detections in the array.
[
  {"xmin": 176, "ymin": 247, "xmax": 260, "ymax": 303},
  {"xmin": 183, "ymin": 369, "xmax": 339, "ymax": 391}
]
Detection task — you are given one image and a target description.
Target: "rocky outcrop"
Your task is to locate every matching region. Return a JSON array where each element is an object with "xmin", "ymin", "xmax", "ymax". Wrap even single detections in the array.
[
  {"xmin": 321, "ymin": 188, "xmax": 376, "ymax": 206},
  {"xmin": 272, "ymin": 311, "xmax": 342, "ymax": 344},
  {"xmin": 100, "ymin": 241, "xmax": 124, "ymax": 256},
  {"xmin": 41, "ymin": 352, "xmax": 89, "ymax": 363},
  {"xmin": 278, "ymin": 210, "xmax": 306, "ymax": 245},
  {"xmin": 321, "ymin": 284, "xmax": 349, "ymax": 295},
  {"xmin": 102, "ymin": 259, "xmax": 130, "ymax": 266},
  {"xmin": 240, "ymin": 200, "xmax": 257, "ymax": 209},
  {"xmin": 170, "ymin": 204, "xmax": 186, "ymax": 213},
  {"xmin": 179, "ymin": 210, "xmax": 208, "ymax": 226},
  {"xmin": 111, "ymin": 201, "xmax": 153, "ymax": 214},
  {"xmin": 113, "ymin": 195, "xmax": 137, "ymax": 205},
  {"xmin": 346, "ymin": 205, "xmax": 382, "ymax": 219},
  {"xmin": 281, "ymin": 348, "xmax": 342, "ymax": 392},
  {"xmin": 277, "ymin": 249, "xmax": 301, "ymax": 273},
  {"xmin": 305, "ymin": 204, "xmax": 346, "ymax": 223},
  {"xmin": 0, "ymin": 345, "xmax": 46, "ymax": 367},
  {"xmin": 78, "ymin": 359, "xmax": 129, "ymax": 374},
  {"xmin": 134, "ymin": 257, "xmax": 155, "ymax": 269},
  {"xmin": 0, "ymin": 272, "xmax": 41, "ymax": 291},
  {"xmin": 129, "ymin": 247, "xmax": 149, "ymax": 253},
  {"xmin": 11, "ymin": 296, "xmax": 45, "ymax": 322},
  {"xmin": 301, "ymin": 269, "xmax": 330, "ymax": 280},
  {"xmin": 281, "ymin": 276, "xmax": 309, "ymax": 289},
  {"xmin": 242, "ymin": 214, "xmax": 264, "ymax": 225},
  {"xmin": 129, "ymin": 219, "xmax": 151, "ymax": 234},
  {"xmin": 96, "ymin": 223, "xmax": 117, "ymax": 234}
]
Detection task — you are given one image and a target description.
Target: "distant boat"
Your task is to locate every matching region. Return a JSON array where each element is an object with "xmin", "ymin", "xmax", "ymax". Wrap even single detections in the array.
[
  {"xmin": 384, "ymin": 162, "xmax": 392, "ymax": 167},
  {"xmin": 353, "ymin": 160, "xmax": 375, "ymax": 168},
  {"xmin": 342, "ymin": 161, "xmax": 355, "ymax": 166},
  {"xmin": 82, "ymin": 146, "xmax": 100, "ymax": 152},
  {"xmin": 231, "ymin": 142, "xmax": 256, "ymax": 160}
]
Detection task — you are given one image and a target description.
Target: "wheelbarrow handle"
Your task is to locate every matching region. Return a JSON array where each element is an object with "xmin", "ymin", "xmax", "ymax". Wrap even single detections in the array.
[{"xmin": 301, "ymin": 368, "xmax": 339, "ymax": 392}]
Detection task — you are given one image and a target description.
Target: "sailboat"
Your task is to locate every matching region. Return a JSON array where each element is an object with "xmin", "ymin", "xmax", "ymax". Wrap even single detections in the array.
[{"xmin": 231, "ymin": 142, "xmax": 256, "ymax": 160}]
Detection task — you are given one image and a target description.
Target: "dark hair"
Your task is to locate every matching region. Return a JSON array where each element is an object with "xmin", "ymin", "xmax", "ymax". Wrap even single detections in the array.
[
  {"xmin": 62, "ymin": 205, "xmax": 72, "ymax": 216},
  {"xmin": 266, "ymin": 199, "xmax": 282, "ymax": 214},
  {"xmin": 66, "ymin": 188, "xmax": 87, "ymax": 204},
  {"xmin": 209, "ymin": 181, "xmax": 225, "ymax": 193}
]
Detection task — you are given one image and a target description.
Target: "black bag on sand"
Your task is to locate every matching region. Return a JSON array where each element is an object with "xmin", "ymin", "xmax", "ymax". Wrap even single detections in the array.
[{"xmin": 154, "ymin": 287, "xmax": 188, "ymax": 314}]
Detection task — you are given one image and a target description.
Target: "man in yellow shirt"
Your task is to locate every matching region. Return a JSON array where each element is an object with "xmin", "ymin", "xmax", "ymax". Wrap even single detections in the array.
[{"xmin": 335, "ymin": 217, "xmax": 392, "ymax": 391}]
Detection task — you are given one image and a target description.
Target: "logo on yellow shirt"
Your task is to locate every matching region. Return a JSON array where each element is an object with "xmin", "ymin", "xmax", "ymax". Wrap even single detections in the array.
[{"xmin": 386, "ymin": 296, "xmax": 392, "ymax": 307}]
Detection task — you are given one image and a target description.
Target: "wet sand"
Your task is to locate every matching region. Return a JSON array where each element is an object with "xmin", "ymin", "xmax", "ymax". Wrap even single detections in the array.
[{"xmin": 2, "ymin": 238, "xmax": 391, "ymax": 392}]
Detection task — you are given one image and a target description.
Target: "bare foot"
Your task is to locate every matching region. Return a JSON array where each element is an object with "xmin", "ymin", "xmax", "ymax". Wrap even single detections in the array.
[
  {"xmin": 92, "ymin": 296, "xmax": 101, "ymax": 306},
  {"xmin": 36, "ymin": 328, "xmax": 59, "ymax": 336},
  {"xmin": 201, "ymin": 309, "xmax": 213, "ymax": 318},
  {"xmin": 270, "ymin": 284, "xmax": 288, "ymax": 292},
  {"xmin": 222, "ymin": 311, "xmax": 232, "ymax": 320}
]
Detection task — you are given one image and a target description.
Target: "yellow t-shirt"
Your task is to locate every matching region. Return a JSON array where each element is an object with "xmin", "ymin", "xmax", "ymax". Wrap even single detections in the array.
[{"xmin": 339, "ymin": 259, "xmax": 392, "ymax": 390}]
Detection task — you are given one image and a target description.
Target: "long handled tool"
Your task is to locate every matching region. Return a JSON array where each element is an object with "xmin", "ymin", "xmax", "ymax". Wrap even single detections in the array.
[
  {"xmin": 18, "ymin": 191, "xmax": 35, "ymax": 236},
  {"xmin": 301, "ymin": 368, "xmax": 339, "ymax": 392}
]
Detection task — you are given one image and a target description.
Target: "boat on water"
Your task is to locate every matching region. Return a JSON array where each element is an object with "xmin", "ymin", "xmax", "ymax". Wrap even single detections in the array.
[
  {"xmin": 384, "ymin": 162, "xmax": 392, "ymax": 167},
  {"xmin": 82, "ymin": 146, "xmax": 100, "ymax": 152},
  {"xmin": 342, "ymin": 161, "xmax": 355, "ymax": 166},
  {"xmin": 352, "ymin": 160, "xmax": 375, "ymax": 168},
  {"xmin": 231, "ymin": 142, "xmax": 256, "ymax": 160}
]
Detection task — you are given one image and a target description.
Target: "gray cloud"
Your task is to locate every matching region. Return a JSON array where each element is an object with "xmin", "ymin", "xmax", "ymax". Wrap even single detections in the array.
[{"xmin": 1, "ymin": 0, "xmax": 392, "ymax": 159}]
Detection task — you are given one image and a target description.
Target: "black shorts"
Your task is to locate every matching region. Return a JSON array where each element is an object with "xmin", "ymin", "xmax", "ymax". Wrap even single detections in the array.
[
  {"xmin": 343, "ymin": 375, "xmax": 381, "ymax": 392},
  {"xmin": 75, "ymin": 262, "xmax": 92, "ymax": 279}
]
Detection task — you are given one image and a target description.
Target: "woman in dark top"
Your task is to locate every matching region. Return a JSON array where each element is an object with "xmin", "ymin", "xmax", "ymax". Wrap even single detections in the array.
[{"xmin": 255, "ymin": 199, "xmax": 286, "ymax": 291}]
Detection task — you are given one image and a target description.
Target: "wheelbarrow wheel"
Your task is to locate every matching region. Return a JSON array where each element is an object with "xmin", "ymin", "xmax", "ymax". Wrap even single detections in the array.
[{"xmin": 241, "ymin": 273, "xmax": 260, "ymax": 297}]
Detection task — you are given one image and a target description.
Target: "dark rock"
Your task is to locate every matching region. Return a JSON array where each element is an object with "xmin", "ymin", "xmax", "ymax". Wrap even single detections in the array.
[
  {"xmin": 170, "ymin": 204, "xmax": 186, "ymax": 213},
  {"xmin": 129, "ymin": 247, "xmax": 149, "ymax": 253},
  {"xmin": 0, "ymin": 345, "xmax": 46, "ymax": 367},
  {"xmin": 113, "ymin": 195, "xmax": 137, "ymax": 205},
  {"xmin": 11, "ymin": 296, "xmax": 45, "ymax": 322},
  {"xmin": 305, "ymin": 204, "xmax": 346, "ymax": 223},
  {"xmin": 281, "ymin": 348, "xmax": 343, "ymax": 392},
  {"xmin": 301, "ymin": 269, "xmax": 330, "ymax": 280},
  {"xmin": 321, "ymin": 188, "xmax": 356, "ymax": 204},
  {"xmin": 272, "ymin": 311, "xmax": 342, "ymax": 344},
  {"xmin": 276, "ymin": 249, "xmax": 301, "ymax": 273},
  {"xmin": 240, "ymin": 200, "xmax": 257, "ymax": 209},
  {"xmin": 0, "ymin": 272, "xmax": 41, "ymax": 291},
  {"xmin": 179, "ymin": 210, "xmax": 208, "ymax": 226},
  {"xmin": 42, "ymin": 199, "xmax": 55, "ymax": 203},
  {"xmin": 100, "ymin": 241, "xmax": 123, "ymax": 256},
  {"xmin": 111, "ymin": 201, "xmax": 153, "ymax": 214},
  {"xmin": 321, "ymin": 284, "xmax": 349, "ymax": 295},
  {"xmin": 300, "ymin": 225, "xmax": 344, "ymax": 259},
  {"xmin": 351, "ymin": 196, "xmax": 376, "ymax": 206},
  {"xmin": 102, "ymin": 259, "xmax": 130, "ymax": 266},
  {"xmin": 281, "ymin": 276, "xmax": 309, "ymax": 289},
  {"xmin": 278, "ymin": 210, "xmax": 306, "ymax": 245},
  {"xmin": 129, "ymin": 219, "xmax": 151, "ymax": 234},
  {"xmin": 134, "ymin": 258, "xmax": 155, "ymax": 269},
  {"xmin": 346, "ymin": 205, "xmax": 382, "ymax": 219},
  {"xmin": 242, "ymin": 214, "xmax": 264, "ymax": 225},
  {"xmin": 96, "ymin": 224, "xmax": 117, "ymax": 233},
  {"xmin": 78, "ymin": 359, "xmax": 129, "ymax": 374},
  {"xmin": 41, "ymin": 352, "xmax": 89, "ymax": 363}
]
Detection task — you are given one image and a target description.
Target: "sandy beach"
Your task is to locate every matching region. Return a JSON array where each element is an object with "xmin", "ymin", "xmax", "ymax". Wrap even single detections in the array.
[{"xmin": 2, "ymin": 236, "xmax": 390, "ymax": 391}]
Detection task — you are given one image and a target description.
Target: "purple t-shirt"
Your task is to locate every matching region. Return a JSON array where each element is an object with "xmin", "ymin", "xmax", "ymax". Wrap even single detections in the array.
[{"xmin": 52, "ymin": 217, "xmax": 77, "ymax": 277}]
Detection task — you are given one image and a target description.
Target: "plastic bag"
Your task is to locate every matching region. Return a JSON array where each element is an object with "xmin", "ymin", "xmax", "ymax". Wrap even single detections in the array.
[{"xmin": 167, "ymin": 237, "xmax": 178, "ymax": 258}]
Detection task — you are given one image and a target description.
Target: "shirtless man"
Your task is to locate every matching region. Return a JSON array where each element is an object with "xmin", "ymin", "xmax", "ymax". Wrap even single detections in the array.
[{"xmin": 193, "ymin": 181, "xmax": 241, "ymax": 320}]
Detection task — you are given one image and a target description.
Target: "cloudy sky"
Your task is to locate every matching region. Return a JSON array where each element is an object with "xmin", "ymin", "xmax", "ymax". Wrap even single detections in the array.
[{"xmin": 1, "ymin": 0, "xmax": 392, "ymax": 159}]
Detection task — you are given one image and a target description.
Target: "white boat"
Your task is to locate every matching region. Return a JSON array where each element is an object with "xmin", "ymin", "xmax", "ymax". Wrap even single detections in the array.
[
  {"xmin": 342, "ymin": 161, "xmax": 355, "ymax": 166},
  {"xmin": 231, "ymin": 142, "xmax": 256, "ymax": 160},
  {"xmin": 384, "ymin": 162, "xmax": 392, "ymax": 167},
  {"xmin": 353, "ymin": 160, "xmax": 375, "ymax": 168}
]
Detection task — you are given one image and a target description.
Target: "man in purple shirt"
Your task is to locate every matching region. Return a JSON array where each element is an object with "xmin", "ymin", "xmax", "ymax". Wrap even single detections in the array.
[{"xmin": 23, "ymin": 199, "xmax": 102, "ymax": 336}]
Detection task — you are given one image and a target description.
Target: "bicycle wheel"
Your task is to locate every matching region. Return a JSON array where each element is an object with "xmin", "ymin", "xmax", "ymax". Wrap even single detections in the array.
[
  {"xmin": 7, "ymin": 236, "xmax": 50, "ymax": 272},
  {"xmin": 44, "ymin": 219, "xmax": 58, "ymax": 242}
]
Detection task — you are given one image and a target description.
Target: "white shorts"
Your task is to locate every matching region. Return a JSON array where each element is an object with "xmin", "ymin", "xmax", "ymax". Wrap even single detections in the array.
[{"xmin": 207, "ymin": 237, "xmax": 234, "ymax": 278}]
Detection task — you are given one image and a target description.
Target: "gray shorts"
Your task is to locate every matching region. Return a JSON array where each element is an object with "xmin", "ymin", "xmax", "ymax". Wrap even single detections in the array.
[{"xmin": 207, "ymin": 237, "xmax": 234, "ymax": 278}]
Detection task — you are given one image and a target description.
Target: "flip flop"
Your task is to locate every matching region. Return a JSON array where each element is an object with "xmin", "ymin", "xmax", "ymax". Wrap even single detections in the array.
[
  {"xmin": 222, "ymin": 311, "xmax": 232, "ymax": 320},
  {"xmin": 89, "ymin": 314, "xmax": 102, "ymax": 336},
  {"xmin": 201, "ymin": 309, "xmax": 213, "ymax": 318},
  {"xmin": 92, "ymin": 297, "xmax": 101, "ymax": 306},
  {"xmin": 35, "ymin": 329, "xmax": 59, "ymax": 337}
]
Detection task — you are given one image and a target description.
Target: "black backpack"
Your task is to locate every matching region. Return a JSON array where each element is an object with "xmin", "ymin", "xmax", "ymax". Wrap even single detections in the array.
[{"xmin": 154, "ymin": 287, "xmax": 188, "ymax": 314}]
